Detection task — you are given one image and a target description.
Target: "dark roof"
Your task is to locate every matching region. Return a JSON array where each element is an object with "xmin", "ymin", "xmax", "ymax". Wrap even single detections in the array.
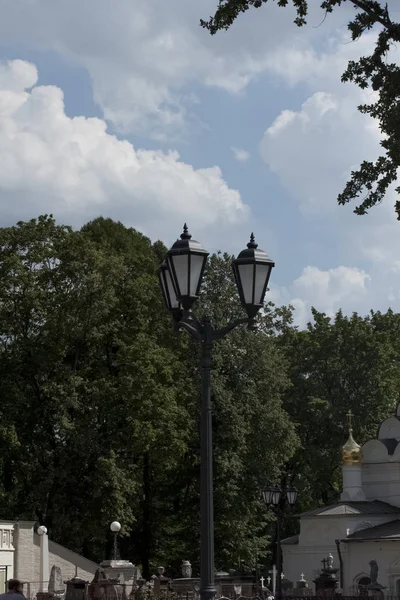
[
  {"xmin": 345, "ymin": 519, "xmax": 400, "ymax": 541},
  {"xmin": 281, "ymin": 535, "xmax": 299, "ymax": 545},
  {"xmin": 380, "ymin": 438, "xmax": 399, "ymax": 455},
  {"xmin": 302, "ymin": 501, "xmax": 399, "ymax": 517}
]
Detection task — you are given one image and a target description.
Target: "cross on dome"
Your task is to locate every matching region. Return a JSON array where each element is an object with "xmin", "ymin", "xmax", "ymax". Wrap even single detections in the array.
[
  {"xmin": 346, "ymin": 410, "xmax": 354, "ymax": 431},
  {"xmin": 342, "ymin": 409, "xmax": 361, "ymax": 465}
]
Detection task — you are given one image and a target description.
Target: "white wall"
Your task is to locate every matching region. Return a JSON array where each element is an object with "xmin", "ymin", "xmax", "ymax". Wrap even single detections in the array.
[
  {"xmin": 2, "ymin": 521, "xmax": 98, "ymax": 585},
  {"xmin": 346, "ymin": 540, "xmax": 400, "ymax": 593},
  {"xmin": 283, "ymin": 542, "xmax": 340, "ymax": 590},
  {"xmin": 37, "ymin": 537, "xmax": 98, "ymax": 582},
  {"xmin": 283, "ymin": 514, "xmax": 400, "ymax": 593}
]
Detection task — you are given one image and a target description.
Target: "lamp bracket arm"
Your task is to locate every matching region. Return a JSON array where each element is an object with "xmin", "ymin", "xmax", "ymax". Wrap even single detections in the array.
[
  {"xmin": 179, "ymin": 312, "xmax": 204, "ymax": 341},
  {"xmin": 212, "ymin": 318, "xmax": 250, "ymax": 341}
]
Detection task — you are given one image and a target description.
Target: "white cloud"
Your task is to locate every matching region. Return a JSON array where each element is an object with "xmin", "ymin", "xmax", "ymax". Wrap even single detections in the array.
[
  {"xmin": 0, "ymin": 59, "xmax": 248, "ymax": 244},
  {"xmin": 273, "ymin": 266, "xmax": 370, "ymax": 328},
  {"xmin": 231, "ymin": 146, "xmax": 250, "ymax": 163},
  {"xmin": 292, "ymin": 266, "xmax": 370, "ymax": 326},
  {"xmin": 260, "ymin": 19, "xmax": 400, "ymax": 326},
  {"xmin": 0, "ymin": 0, "xmax": 356, "ymax": 137}
]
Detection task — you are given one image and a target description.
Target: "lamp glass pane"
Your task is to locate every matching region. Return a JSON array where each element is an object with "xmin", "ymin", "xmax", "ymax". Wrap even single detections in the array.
[
  {"xmin": 159, "ymin": 270, "xmax": 168, "ymax": 305},
  {"xmin": 271, "ymin": 488, "xmax": 282, "ymax": 505},
  {"xmin": 159, "ymin": 264, "xmax": 178, "ymax": 311},
  {"xmin": 165, "ymin": 268, "xmax": 179, "ymax": 309},
  {"xmin": 190, "ymin": 253, "xmax": 205, "ymax": 296},
  {"xmin": 254, "ymin": 263, "xmax": 271, "ymax": 305},
  {"xmin": 262, "ymin": 488, "xmax": 274, "ymax": 506},
  {"xmin": 237, "ymin": 263, "xmax": 254, "ymax": 304},
  {"xmin": 170, "ymin": 254, "xmax": 189, "ymax": 298},
  {"xmin": 285, "ymin": 487, "xmax": 298, "ymax": 506}
]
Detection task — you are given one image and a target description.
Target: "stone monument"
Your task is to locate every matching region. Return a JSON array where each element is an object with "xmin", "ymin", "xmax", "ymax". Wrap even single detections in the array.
[
  {"xmin": 170, "ymin": 560, "xmax": 199, "ymax": 597},
  {"xmin": 367, "ymin": 561, "xmax": 385, "ymax": 599},
  {"xmin": 181, "ymin": 561, "xmax": 192, "ymax": 579},
  {"xmin": 313, "ymin": 554, "xmax": 339, "ymax": 596},
  {"xmin": 48, "ymin": 566, "xmax": 65, "ymax": 597}
]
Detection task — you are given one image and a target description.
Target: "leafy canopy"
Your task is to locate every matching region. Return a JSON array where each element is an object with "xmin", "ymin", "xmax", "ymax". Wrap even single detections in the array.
[{"xmin": 201, "ymin": 0, "xmax": 400, "ymax": 219}]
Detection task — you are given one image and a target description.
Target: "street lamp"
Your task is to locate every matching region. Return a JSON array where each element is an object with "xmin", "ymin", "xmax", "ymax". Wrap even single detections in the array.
[
  {"xmin": 159, "ymin": 225, "xmax": 275, "ymax": 600},
  {"xmin": 110, "ymin": 521, "xmax": 121, "ymax": 561},
  {"xmin": 262, "ymin": 486, "xmax": 298, "ymax": 600}
]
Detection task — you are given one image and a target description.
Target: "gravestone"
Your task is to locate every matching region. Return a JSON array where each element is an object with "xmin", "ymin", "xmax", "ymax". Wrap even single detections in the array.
[
  {"xmin": 367, "ymin": 560, "xmax": 385, "ymax": 599},
  {"xmin": 48, "ymin": 566, "xmax": 65, "ymax": 596},
  {"xmin": 153, "ymin": 567, "xmax": 169, "ymax": 598},
  {"xmin": 65, "ymin": 577, "xmax": 87, "ymax": 600},
  {"xmin": 170, "ymin": 560, "xmax": 200, "ymax": 597},
  {"xmin": 313, "ymin": 555, "xmax": 339, "ymax": 596}
]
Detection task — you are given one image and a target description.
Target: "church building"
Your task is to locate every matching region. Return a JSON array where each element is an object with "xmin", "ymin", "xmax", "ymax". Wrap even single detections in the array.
[{"xmin": 282, "ymin": 404, "xmax": 400, "ymax": 595}]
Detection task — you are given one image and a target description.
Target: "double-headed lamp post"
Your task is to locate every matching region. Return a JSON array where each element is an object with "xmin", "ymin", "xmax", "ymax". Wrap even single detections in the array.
[
  {"xmin": 262, "ymin": 486, "xmax": 298, "ymax": 600},
  {"xmin": 158, "ymin": 224, "xmax": 275, "ymax": 600}
]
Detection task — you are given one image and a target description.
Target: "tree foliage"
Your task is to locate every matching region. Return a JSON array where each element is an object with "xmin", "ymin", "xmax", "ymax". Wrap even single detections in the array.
[
  {"xmin": 201, "ymin": 0, "xmax": 400, "ymax": 219},
  {"xmin": 280, "ymin": 307, "xmax": 400, "ymax": 512},
  {"xmin": 0, "ymin": 216, "xmax": 296, "ymax": 577},
  {"xmin": 2, "ymin": 215, "xmax": 400, "ymax": 578}
]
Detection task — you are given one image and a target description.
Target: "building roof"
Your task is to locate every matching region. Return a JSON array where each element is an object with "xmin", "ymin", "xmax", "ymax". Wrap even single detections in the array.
[
  {"xmin": 302, "ymin": 500, "xmax": 399, "ymax": 517},
  {"xmin": 345, "ymin": 519, "xmax": 400, "ymax": 541},
  {"xmin": 281, "ymin": 535, "xmax": 299, "ymax": 545}
]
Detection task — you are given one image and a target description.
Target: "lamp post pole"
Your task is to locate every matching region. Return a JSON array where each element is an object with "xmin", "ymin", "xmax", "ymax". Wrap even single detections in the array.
[
  {"xmin": 200, "ymin": 320, "xmax": 215, "ymax": 600},
  {"xmin": 159, "ymin": 225, "xmax": 275, "ymax": 600},
  {"xmin": 275, "ymin": 516, "xmax": 282, "ymax": 600}
]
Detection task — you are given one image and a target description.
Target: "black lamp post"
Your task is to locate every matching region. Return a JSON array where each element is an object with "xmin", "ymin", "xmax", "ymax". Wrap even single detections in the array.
[
  {"xmin": 262, "ymin": 486, "xmax": 298, "ymax": 600},
  {"xmin": 158, "ymin": 224, "xmax": 275, "ymax": 600}
]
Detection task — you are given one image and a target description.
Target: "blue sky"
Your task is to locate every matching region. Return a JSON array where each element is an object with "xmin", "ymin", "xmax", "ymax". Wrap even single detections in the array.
[{"xmin": 0, "ymin": 0, "xmax": 399, "ymax": 325}]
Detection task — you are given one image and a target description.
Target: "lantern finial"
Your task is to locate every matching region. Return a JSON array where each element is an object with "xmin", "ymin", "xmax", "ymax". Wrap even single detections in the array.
[
  {"xmin": 248, "ymin": 233, "xmax": 257, "ymax": 249},
  {"xmin": 181, "ymin": 224, "xmax": 192, "ymax": 240}
]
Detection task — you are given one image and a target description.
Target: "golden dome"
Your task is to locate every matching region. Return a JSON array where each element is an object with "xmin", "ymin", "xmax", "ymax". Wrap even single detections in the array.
[{"xmin": 342, "ymin": 410, "xmax": 362, "ymax": 465}]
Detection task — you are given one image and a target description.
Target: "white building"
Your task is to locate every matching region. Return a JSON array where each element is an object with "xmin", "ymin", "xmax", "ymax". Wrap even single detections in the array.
[
  {"xmin": 283, "ymin": 405, "xmax": 400, "ymax": 595},
  {"xmin": 0, "ymin": 520, "xmax": 98, "ymax": 595}
]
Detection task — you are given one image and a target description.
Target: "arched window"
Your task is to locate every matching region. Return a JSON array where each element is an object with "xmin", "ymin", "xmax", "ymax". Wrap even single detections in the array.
[{"xmin": 358, "ymin": 576, "xmax": 371, "ymax": 596}]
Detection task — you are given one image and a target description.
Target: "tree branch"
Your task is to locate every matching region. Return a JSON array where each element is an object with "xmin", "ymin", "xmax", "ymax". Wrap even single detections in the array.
[{"xmin": 349, "ymin": 0, "xmax": 392, "ymax": 30}]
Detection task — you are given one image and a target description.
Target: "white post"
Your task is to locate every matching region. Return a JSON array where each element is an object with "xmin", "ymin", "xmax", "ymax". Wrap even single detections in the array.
[
  {"xmin": 37, "ymin": 526, "xmax": 49, "ymax": 593},
  {"xmin": 260, "ymin": 577, "xmax": 265, "ymax": 588}
]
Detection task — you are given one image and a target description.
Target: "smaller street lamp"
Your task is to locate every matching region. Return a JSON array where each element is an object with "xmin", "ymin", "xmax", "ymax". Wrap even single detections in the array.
[
  {"xmin": 110, "ymin": 521, "xmax": 121, "ymax": 561},
  {"xmin": 262, "ymin": 486, "xmax": 281, "ymax": 507},
  {"xmin": 263, "ymin": 485, "xmax": 298, "ymax": 600}
]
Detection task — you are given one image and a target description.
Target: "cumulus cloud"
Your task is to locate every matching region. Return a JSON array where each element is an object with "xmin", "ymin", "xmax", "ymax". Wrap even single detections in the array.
[
  {"xmin": 272, "ymin": 266, "xmax": 370, "ymax": 328},
  {"xmin": 0, "ymin": 0, "xmax": 356, "ymax": 137},
  {"xmin": 0, "ymin": 59, "xmax": 248, "ymax": 244},
  {"xmin": 260, "ymin": 17, "xmax": 400, "ymax": 326},
  {"xmin": 231, "ymin": 147, "xmax": 250, "ymax": 163},
  {"xmin": 292, "ymin": 266, "xmax": 370, "ymax": 327}
]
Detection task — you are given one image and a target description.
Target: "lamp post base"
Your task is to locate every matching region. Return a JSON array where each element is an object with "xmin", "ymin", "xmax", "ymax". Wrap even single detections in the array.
[{"xmin": 200, "ymin": 585, "xmax": 217, "ymax": 600}]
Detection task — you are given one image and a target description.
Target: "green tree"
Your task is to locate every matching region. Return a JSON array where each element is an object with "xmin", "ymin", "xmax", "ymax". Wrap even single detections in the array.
[
  {"xmin": 0, "ymin": 215, "xmax": 299, "ymax": 577},
  {"xmin": 0, "ymin": 216, "xmax": 193, "ymax": 574},
  {"xmin": 280, "ymin": 308, "xmax": 400, "ymax": 512},
  {"xmin": 201, "ymin": 0, "xmax": 400, "ymax": 219}
]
